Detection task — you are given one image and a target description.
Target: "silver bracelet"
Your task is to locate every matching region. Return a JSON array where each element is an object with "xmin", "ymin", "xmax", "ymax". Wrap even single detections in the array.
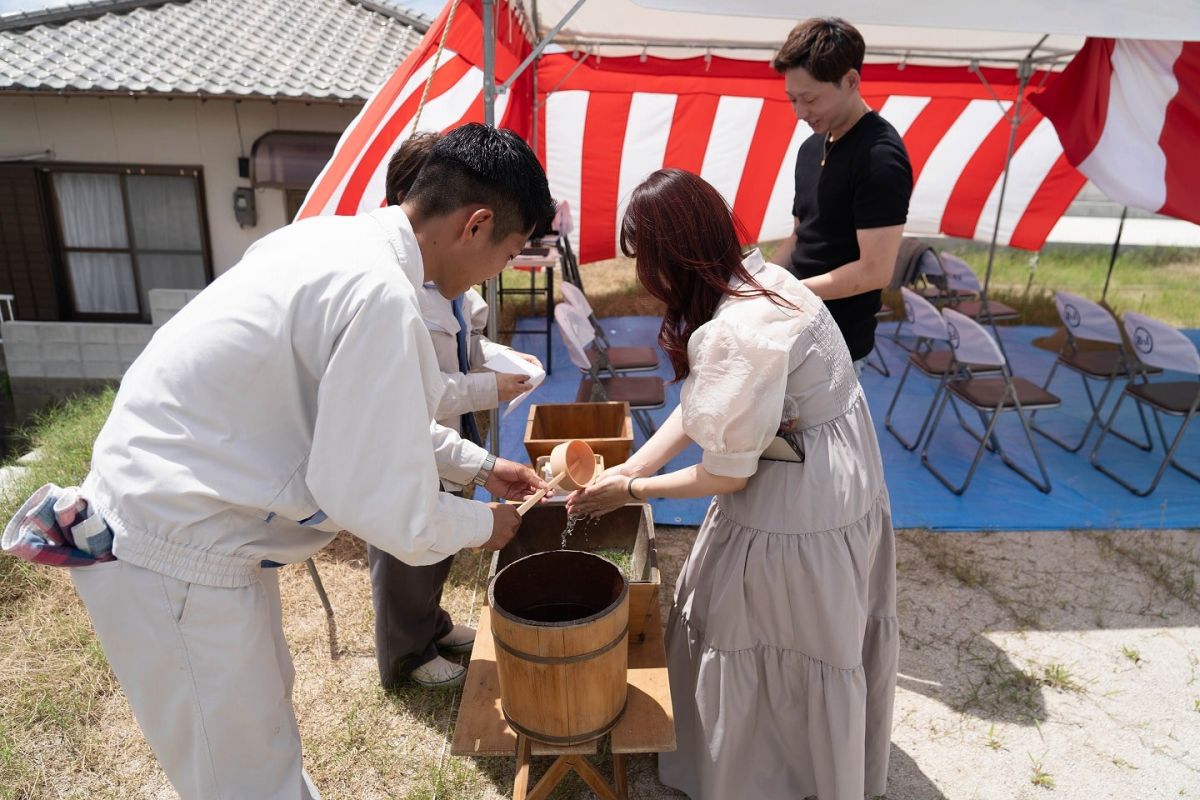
[
  {"xmin": 626, "ymin": 476, "xmax": 641, "ymax": 500},
  {"xmin": 472, "ymin": 453, "xmax": 497, "ymax": 486}
]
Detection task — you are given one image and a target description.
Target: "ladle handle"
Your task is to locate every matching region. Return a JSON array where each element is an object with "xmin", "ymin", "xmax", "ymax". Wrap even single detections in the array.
[{"xmin": 516, "ymin": 470, "xmax": 568, "ymax": 516}]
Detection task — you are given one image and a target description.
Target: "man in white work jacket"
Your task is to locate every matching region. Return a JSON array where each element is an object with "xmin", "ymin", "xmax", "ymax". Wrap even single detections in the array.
[{"xmin": 67, "ymin": 124, "xmax": 556, "ymax": 799}]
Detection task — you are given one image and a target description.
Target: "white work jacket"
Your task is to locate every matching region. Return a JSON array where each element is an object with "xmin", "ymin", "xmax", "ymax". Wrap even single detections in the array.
[{"xmin": 82, "ymin": 207, "xmax": 493, "ymax": 588}]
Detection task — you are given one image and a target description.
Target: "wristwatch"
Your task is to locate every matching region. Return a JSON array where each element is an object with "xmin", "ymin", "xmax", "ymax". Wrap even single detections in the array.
[{"xmin": 471, "ymin": 453, "xmax": 497, "ymax": 487}]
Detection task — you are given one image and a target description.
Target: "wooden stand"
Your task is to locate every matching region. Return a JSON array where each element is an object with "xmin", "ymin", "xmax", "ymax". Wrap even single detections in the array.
[{"xmin": 452, "ymin": 603, "xmax": 675, "ymax": 799}]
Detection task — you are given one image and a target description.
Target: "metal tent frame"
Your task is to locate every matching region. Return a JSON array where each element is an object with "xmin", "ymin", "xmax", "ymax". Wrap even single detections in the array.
[{"xmin": 475, "ymin": 0, "xmax": 1126, "ymax": 451}]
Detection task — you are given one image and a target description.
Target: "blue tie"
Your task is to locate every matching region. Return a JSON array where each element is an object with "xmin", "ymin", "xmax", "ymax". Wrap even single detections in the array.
[{"xmin": 451, "ymin": 295, "xmax": 483, "ymax": 446}]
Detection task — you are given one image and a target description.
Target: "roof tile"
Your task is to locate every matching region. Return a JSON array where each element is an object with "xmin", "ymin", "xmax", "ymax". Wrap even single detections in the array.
[{"xmin": 0, "ymin": 0, "xmax": 426, "ymax": 100}]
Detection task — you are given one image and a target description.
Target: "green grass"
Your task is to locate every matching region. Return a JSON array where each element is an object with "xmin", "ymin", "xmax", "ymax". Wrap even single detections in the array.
[
  {"xmin": 1030, "ymin": 766, "xmax": 1056, "ymax": 790},
  {"xmin": 926, "ymin": 240, "xmax": 1200, "ymax": 327},
  {"xmin": 592, "ymin": 547, "xmax": 634, "ymax": 578},
  {"xmin": 0, "ymin": 389, "xmax": 115, "ymax": 615},
  {"xmin": 1039, "ymin": 663, "xmax": 1085, "ymax": 694},
  {"xmin": 985, "ymin": 723, "xmax": 1005, "ymax": 751},
  {"xmin": 515, "ymin": 240, "xmax": 1200, "ymax": 335},
  {"xmin": 0, "ymin": 388, "xmax": 116, "ymax": 797}
]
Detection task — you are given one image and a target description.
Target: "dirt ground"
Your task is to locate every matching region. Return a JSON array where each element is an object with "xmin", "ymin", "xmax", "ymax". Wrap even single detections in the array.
[{"xmin": 45, "ymin": 523, "xmax": 1197, "ymax": 800}]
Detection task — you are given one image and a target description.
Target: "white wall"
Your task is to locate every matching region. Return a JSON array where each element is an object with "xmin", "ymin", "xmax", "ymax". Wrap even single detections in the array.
[{"xmin": 0, "ymin": 94, "xmax": 359, "ymax": 274}]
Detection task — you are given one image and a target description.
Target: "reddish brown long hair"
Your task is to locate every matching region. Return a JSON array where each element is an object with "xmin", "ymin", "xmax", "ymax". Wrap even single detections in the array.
[{"xmin": 620, "ymin": 169, "xmax": 793, "ymax": 381}]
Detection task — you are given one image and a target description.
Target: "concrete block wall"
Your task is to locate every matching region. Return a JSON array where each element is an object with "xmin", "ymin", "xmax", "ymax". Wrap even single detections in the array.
[
  {"xmin": 0, "ymin": 288, "xmax": 201, "ymax": 417},
  {"xmin": 2, "ymin": 321, "xmax": 154, "ymax": 417}
]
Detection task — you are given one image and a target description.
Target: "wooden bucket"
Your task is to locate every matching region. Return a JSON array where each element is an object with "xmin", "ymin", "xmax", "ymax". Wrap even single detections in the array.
[{"xmin": 488, "ymin": 550, "xmax": 629, "ymax": 746}]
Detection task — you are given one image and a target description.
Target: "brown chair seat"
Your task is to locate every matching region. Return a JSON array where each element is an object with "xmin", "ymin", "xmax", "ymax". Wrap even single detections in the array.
[
  {"xmin": 918, "ymin": 286, "xmax": 975, "ymax": 302},
  {"xmin": 1057, "ymin": 349, "xmax": 1162, "ymax": 378},
  {"xmin": 587, "ymin": 345, "xmax": 659, "ymax": 371},
  {"xmin": 1127, "ymin": 381, "xmax": 1200, "ymax": 414},
  {"xmin": 911, "ymin": 350, "xmax": 1002, "ymax": 377},
  {"xmin": 949, "ymin": 377, "xmax": 1060, "ymax": 409},
  {"xmin": 1058, "ymin": 348, "xmax": 1124, "ymax": 377},
  {"xmin": 875, "ymin": 303, "xmax": 894, "ymax": 320},
  {"xmin": 577, "ymin": 376, "xmax": 666, "ymax": 407},
  {"xmin": 953, "ymin": 299, "xmax": 1020, "ymax": 321}
]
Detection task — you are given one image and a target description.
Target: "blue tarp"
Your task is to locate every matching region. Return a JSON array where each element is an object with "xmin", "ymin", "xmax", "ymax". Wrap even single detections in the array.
[{"xmin": 495, "ymin": 315, "xmax": 1199, "ymax": 531}]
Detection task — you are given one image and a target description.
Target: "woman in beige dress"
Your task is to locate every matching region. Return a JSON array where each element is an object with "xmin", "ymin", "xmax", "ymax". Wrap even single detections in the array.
[{"xmin": 567, "ymin": 169, "xmax": 898, "ymax": 800}]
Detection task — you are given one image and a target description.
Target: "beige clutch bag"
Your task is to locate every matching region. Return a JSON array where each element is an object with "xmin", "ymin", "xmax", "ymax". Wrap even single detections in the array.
[{"xmin": 760, "ymin": 436, "xmax": 804, "ymax": 463}]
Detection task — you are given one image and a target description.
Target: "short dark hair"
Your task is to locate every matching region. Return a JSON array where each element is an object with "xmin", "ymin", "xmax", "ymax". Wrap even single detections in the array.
[
  {"xmin": 771, "ymin": 17, "xmax": 865, "ymax": 83},
  {"xmin": 405, "ymin": 123, "xmax": 555, "ymax": 240},
  {"xmin": 385, "ymin": 131, "xmax": 441, "ymax": 205}
]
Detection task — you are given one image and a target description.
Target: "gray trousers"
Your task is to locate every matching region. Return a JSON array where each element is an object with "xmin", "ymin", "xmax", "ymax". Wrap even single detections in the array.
[
  {"xmin": 367, "ymin": 545, "xmax": 455, "ymax": 689},
  {"xmin": 72, "ymin": 561, "xmax": 319, "ymax": 799}
]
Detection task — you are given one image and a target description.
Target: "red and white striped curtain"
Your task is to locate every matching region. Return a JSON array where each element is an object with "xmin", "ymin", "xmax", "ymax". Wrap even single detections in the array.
[
  {"xmin": 297, "ymin": 0, "xmax": 534, "ymax": 220},
  {"xmin": 302, "ymin": 0, "xmax": 1087, "ymax": 263},
  {"xmin": 1030, "ymin": 38, "xmax": 1200, "ymax": 226}
]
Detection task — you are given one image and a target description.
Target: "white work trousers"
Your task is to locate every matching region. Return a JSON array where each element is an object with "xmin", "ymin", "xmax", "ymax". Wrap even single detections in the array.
[{"xmin": 71, "ymin": 560, "xmax": 320, "ymax": 800}]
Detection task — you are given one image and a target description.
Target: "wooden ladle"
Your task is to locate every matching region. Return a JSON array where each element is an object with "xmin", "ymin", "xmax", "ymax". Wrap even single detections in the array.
[{"xmin": 516, "ymin": 439, "xmax": 598, "ymax": 515}]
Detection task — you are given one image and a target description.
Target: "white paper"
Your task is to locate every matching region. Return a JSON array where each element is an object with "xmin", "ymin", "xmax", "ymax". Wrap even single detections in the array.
[{"xmin": 484, "ymin": 350, "xmax": 547, "ymax": 418}]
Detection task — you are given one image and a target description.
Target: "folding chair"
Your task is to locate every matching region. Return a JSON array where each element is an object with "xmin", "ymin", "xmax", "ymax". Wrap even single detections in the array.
[
  {"xmin": 887, "ymin": 238, "xmax": 939, "ymax": 347},
  {"xmin": 885, "ymin": 288, "xmax": 1001, "ymax": 450},
  {"xmin": 936, "ymin": 254, "xmax": 1020, "ymax": 323},
  {"xmin": 1031, "ymin": 291, "xmax": 1157, "ymax": 453},
  {"xmin": 1090, "ymin": 312, "xmax": 1200, "ymax": 497},
  {"xmin": 560, "ymin": 281, "xmax": 659, "ymax": 373},
  {"xmin": 920, "ymin": 308, "xmax": 1061, "ymax": 494},
  {"xmin": 866, "ymin": 304, "xmax": 893, "ymax": 377},
  {"xmin": 304, "ymin": 557, "xmax": 338, "ymax": 659},
  {"xmin": 552, "ymin": 201, "xmax": 583, "ymax": 290},
  {"xmin": 913, "ymin": 249, "xmax": 976, "ymax": 305},
  {"xmin": 555, "ymin": 303, "xmax": 664, "ymax": 439}
]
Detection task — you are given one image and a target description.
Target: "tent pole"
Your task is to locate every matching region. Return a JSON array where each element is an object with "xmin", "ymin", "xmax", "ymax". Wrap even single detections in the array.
[
  {"xmin": 982, "ymin": 57, "xmax": 1033, "ymax": 298},
  {"xmin": 531, "ymin": 0, "xmax": 542, "ymax": 155},
  {"xmin": 531, "ymin": 56, "xmax": 539, "ymax": 153},
  {"xmin": 1101, "ymin": 206, "xmax": 1128, "ymax": 303},
  {"xmin": 974, "ymin": 56, "xmax": 1034, "ymax": 365},
  {"xmin": 483, "ymin": 0, "xmax": 502, "ymax": 459}
]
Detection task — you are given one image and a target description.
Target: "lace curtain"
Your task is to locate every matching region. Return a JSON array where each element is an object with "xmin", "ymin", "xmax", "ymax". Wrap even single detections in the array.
[{"xmin": 53, "ymin": 172, "xmax": 206, "ymax": 316}]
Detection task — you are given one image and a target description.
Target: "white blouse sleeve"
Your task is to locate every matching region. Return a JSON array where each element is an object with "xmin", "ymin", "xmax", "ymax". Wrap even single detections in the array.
[{"xmin": 680, "ymin": 316, "xmax": 789, "ymax": 478}]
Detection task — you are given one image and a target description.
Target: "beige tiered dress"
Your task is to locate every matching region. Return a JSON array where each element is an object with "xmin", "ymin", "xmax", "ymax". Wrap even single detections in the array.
[{"xmin": 657, "ymin": 251, "xmax": 898, "ymax": 800}]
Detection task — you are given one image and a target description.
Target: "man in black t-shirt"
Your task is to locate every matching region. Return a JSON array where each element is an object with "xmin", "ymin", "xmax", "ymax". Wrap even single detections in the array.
[{"xmin": 769, "ymin": 17, "xmax": 913, "ymax": 367}]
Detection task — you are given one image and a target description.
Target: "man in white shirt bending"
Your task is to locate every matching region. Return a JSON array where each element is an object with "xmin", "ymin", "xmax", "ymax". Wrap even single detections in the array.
[{"xmin": 69, "ymin": 124, "xmax": 555, "ymax": 800}]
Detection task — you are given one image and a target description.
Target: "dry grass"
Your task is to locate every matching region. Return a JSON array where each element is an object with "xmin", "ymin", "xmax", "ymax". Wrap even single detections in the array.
[{"xmin": 492, "ymin": 254, "xmax": 664, "ymax": 342}]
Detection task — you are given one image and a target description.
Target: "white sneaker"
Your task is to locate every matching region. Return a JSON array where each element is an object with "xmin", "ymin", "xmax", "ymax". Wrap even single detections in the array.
[
  {"xmin": 436, "ymin": 624, "xmax": 476, "ymax": 655},
  {"xmin": 410, "ymin": 655, "xmax": 466, "ymax": 688}
]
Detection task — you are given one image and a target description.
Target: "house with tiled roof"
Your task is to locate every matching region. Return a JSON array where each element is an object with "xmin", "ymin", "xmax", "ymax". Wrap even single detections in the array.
[{"xmin": 0, "ymin": 0, "xmax": 427, "ymax": 414}]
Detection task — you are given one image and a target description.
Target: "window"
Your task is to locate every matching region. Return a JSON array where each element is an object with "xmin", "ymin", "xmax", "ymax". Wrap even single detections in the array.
[{"xmin": 47, "ymin": 166, "xmax": 211, "ymax": 321}]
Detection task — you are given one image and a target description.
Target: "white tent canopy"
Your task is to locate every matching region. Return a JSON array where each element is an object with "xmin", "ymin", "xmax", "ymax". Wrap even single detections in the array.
[{"xmin": 521, "ymin": 0, "xmax": 1200, "ymax": 63}]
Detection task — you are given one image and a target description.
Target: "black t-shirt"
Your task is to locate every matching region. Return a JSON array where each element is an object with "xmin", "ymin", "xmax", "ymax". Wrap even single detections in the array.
[{"xmin": 790, "ymin": 111, "xmax": 912, "ymax": 361}]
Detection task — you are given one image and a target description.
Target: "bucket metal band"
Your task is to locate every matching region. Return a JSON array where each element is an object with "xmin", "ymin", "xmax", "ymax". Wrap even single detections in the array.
[
  {"xmin": 492, "ymin": 623, "xmax": 628, "ymax": 665},
  {"xmin": 502, "ymin": 699, "xmax": 628, "ymax": 746}
]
